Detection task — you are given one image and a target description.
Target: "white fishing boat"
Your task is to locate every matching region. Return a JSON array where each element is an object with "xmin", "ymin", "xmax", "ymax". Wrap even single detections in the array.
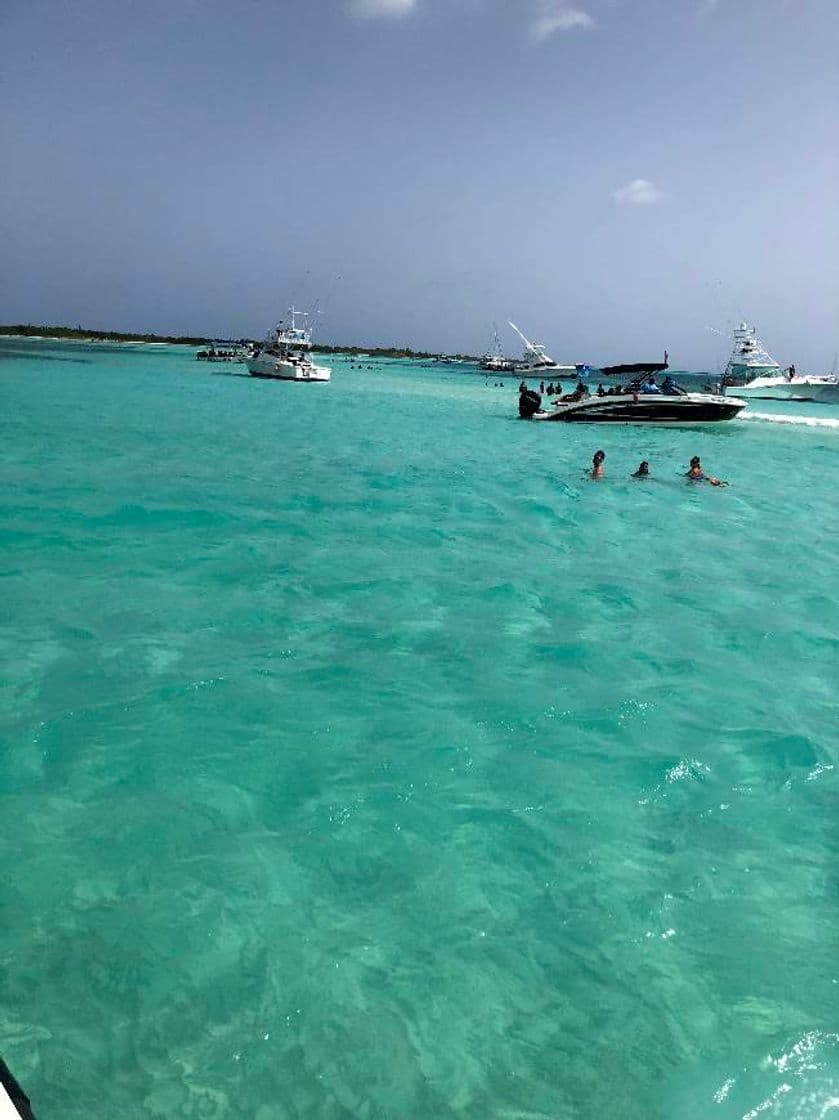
[
  {"xmin": 508, "ymin": 321, "xmax": 575, "ymax": 374},
  {"xmin": 247, "ymin": 308, "xmax": 331, "ymax": 382},
  {"xmin": 735, "ymin": 371, "xmax": 839, "ymax": 402},
  {"xmin": 723, "ymin": 324, "xmax": 839, "ymax": 401},
  {"xmin": 724, "ymin": 322, "xmax": 781, "ymax": 383},
  {"xmin": 479, "ymin": 324, "xmax": 516, "ymax": 372}
]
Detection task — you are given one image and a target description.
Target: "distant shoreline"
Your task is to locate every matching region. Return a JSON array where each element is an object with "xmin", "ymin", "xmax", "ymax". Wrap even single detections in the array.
[
  {"xmin": 0, "ymin": 324, "xmax": 479, "ymax": 363},
  {"xmin": 0, "ymin": 324, "xmax": 205, "ymax": 346}
]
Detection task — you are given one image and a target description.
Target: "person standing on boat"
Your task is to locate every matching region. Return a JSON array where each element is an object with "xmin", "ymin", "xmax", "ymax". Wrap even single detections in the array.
[{"xmin": 788, "ymin": 364, "xmax": 796, "ymax": 381}]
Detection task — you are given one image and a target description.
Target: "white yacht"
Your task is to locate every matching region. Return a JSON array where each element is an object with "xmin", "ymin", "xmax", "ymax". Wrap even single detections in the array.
[
  {"xmin": 247, "ymin": 308, "xmax": 331, "ymax": 382},
  {"xmin": 723, "ymin": 323, "xmax": 839, "ymax": 401},
  {"xmin": 508, "ymin": 321, "xmax": 575, "ymax": 374},
  {"xmin": 479, "ymin": 324, "xmax": 516, "ymax": 372},
  {"xmin": 724, "ymin": 322, "xmax": 781, "ymax": 383},
  {"xmin": 735, "ymin": 370, "xmax": 839, "ymax": 402}
]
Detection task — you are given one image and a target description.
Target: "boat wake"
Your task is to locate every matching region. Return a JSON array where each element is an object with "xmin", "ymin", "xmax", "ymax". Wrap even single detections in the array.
[{"xmin": 739, "ymin": 411, "xmax": 839, "ymax": 430}]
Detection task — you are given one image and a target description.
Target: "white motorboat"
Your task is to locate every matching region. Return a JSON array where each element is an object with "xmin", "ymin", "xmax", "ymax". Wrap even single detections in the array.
[
  {"xmin": 479, "ymin": 324, "xmax": 517, "ymax": 372},
  {"xmin": 720, "ymin": 323, "xmax": 839, "ymax": 400},
  {"xmin": 518, "ymin": 379, "xmax": 745, "ymax": 423},
  {"xmin": 247, "ymin": 308, "xmax": 331, "ymax": 382},
  {"xmin": 724, "ymin": 322, "xmax": 781, "ymax": 383},
  {"xmin": 508, "ymin": 320, "xmax": 575, "ymax": 374},
  {"xmin": 734, "ymin": 369, "xmax": 839, "ymax": 403}
]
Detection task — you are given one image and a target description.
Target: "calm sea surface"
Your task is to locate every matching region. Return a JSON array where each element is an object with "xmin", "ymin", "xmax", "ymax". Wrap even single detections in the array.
[{"xmin": 1, "ymin": 339, "xmax": 838, "ymax": 1119}]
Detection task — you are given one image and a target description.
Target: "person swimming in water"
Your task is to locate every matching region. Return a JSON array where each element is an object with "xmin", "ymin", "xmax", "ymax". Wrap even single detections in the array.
[
  {"xmin": 591, "ymin": 449, "xmax": 606, "ymax": 479},
  {"xmin": 633, "ymin": 460, "xmax": 650, "ymax": 477},
  {"xmin": 686, "ymin": 455, "xmax": 728, "ymax": 486}
]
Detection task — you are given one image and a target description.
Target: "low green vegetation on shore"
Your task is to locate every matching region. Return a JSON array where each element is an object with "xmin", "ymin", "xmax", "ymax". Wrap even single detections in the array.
[
  {"xmin": 0, "ymin": 324, "xmax": 478, "ymax": 362},
  {"xmin": 0, "ymin": 324, "xmax": 208, "ymax": 345},
  {"xmin": 312, "ymin": 344, "xmax": 477, "ymax": 361}
]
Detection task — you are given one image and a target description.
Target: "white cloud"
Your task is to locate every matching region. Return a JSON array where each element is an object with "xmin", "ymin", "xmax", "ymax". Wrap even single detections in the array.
[
  {"xmin": 347, "ymin": 0, "xmax": 416, "ymax": 18},
  {"xmin": 613, "ymin": 178, "xmax": 664, "ymax": 206},
  {"xmin": 530, "ymin": 2, "xmax": 595, "ymax": 41}
]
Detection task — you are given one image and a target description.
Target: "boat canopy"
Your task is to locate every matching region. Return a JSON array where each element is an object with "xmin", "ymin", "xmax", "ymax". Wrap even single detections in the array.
[{"xmin": 599, "ymin": 360, "xmax": 669, "ymax": 378}]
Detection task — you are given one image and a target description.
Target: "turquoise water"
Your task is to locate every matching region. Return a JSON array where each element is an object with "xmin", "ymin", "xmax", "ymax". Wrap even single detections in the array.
[{"xmin": 1, "ymin": 338, "xmax": 838, "ymax": 1119}]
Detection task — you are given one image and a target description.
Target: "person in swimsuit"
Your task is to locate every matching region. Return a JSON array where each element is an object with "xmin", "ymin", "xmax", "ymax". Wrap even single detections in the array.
[
  {"xmin": 633, "ymin": 460, "xmax": 650, "ymax": 477},
  {"xmin": 687, "ymin": 455, "xmax": 727, "ymax": 486},
  {"xmin": 591, "ymin": 449, "xmax": 606, "ymax": 479}
]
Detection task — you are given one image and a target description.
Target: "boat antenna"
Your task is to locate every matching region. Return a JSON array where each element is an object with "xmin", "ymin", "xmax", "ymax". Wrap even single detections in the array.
[
  {"xmin": 508, "ymin": 320, "xmax": 534, "ymax": 351},
  {"xmin": 317, "ymin": 274, "xmax": 343, "ymax": 322},
  {"xmin": 707, "ymin": 280, "xmax": 746, "ymax": 331},
  {"xmin": 288, "ymin": 269, "xmax": 312, "ymax": 314}
]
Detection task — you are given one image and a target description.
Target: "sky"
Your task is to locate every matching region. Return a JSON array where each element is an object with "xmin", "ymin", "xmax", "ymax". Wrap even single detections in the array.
[{"xmin": 1, "ymin": 0, "xmax": 837, "ymax": 369}]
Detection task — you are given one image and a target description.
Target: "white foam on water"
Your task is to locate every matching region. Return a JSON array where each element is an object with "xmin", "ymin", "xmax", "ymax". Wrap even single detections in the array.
[{"xmin": 739, "ymin": 411, "xmax": 839, "ymax": 430}]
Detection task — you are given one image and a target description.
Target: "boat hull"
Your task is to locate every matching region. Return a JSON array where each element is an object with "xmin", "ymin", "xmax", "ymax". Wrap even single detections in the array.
[
  {"xmin": 516, "ymin": 363, "xmax": 576, "ymax": 374},
  {"xmin": 735, "ymin": 378, "xmax": 839, "ymax": 402},
  {"xmin": 526, "ymin": 392, "xmax": 745, "ymax": 423},
  {"xmin": 247, "ymin": 357, "xmax": 331, "ymax": 382}
]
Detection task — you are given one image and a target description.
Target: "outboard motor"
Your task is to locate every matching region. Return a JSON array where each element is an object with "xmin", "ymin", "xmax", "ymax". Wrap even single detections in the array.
[{"xmin": 519, "ymin": 388, "xmax": 542, "ymax": 419}]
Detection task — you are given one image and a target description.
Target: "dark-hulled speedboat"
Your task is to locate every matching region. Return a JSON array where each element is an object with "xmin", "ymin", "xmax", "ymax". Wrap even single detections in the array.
[{"xmin": 518, "ymin": 381, "xmax": 745, "ymax": 423}]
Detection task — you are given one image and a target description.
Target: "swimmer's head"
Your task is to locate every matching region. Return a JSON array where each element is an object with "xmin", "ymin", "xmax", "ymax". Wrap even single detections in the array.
[
  {"xmin": 593, "ymin": 450, "xmax": 605, "ymax": 465},
  {"xmin": 690, "ymin": 456, "xmax": 700, "ymax": 467}
]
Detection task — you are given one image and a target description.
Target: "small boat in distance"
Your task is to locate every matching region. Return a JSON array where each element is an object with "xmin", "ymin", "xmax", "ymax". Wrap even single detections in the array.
[
  {"xmin": 247, "ymin": 308, "xmax": 331, "ymax": 382},
  {"xmin": 196, "ymin": 341, "xmax": 248, "ymax": 363},
  {"xmin": 479, "ymin": 324, "xmax": 517, "ymax": 372}
]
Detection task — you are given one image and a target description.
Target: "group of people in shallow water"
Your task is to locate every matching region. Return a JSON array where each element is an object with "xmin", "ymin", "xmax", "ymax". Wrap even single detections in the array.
[
  {"xmin": 515, "ymin": 372, "xmax": 681, "ymax": 399},
  {"xmin": 521, "ymin": 379, "xmax": 589, "ymax": 401},
  {"xmin": 590, "ymin": 450, "xmax": 728, "ymax": 486}
]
